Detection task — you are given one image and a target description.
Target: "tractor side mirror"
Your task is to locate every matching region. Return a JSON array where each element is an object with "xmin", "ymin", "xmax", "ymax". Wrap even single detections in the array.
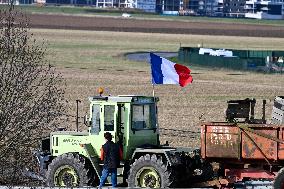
[{"xmin": 84, "ymin": 115, "xmax": 89, "ymax": 127}]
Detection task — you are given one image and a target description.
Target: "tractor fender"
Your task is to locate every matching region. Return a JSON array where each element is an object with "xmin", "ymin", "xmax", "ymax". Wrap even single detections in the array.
[
  {"xmin": 82, "ymin": 143, "xmax": 102, "ymax": 179},
  {"xmin": 131, "ymin": 148, "xmax": 180, "ymax": 167}
]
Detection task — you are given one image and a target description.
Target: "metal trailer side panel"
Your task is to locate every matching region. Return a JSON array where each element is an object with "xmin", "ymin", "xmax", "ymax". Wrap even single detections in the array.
[
  {"xmin": 201, "ymin": 123, "xmax": 240, "ymax": 159},
  {"xmin": 201, "ymin": 122, "xmax": 284, "ymax": 161},
  {"xmin": 278, "ymin": 127, "xmax": 284, "ymax": 159},
  {"xmin": 241, "ymin": 127, "xmax": 277, "ymax": 160},
  {"xmin": 241, "ymin": 127, "xmax": 278, "ymax": 160}
]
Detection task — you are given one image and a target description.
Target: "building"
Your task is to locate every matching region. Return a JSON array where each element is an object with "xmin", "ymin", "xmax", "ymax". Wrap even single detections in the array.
[
  {"xmin": 117, "ymin": 0, "xmax": 156, "ymax": 12},
  {"xmin": 215, "ymin": 0, "xmax": 224, "ymax": 16},
  {"xmin": 179, "ymin": 0, "xmax": 223, "ymax": 16},
  {"xmin": 245, "ymin": 0, "xmax": 284, "ymax": 19},
  {"xmin": 7, "ymin": 0, "xmax": 284, "ymax": 19},
  {"xmin": 164, "ymin": 0, "xmax": 283, "ymax": 18},
  {"xmin": 159, "ymin": 0, "xmax": 181, "ymax": 14},
  {"xmin": 119, "ymin": 0, "xmax": 136, "ymax": 8},
  {"xmin": 223, "ymin": 0, "xmax": 246, "ymax": 17},
  {"xmin": 96, "ymin": 0, "xmax": 118, "ymax": 7},
  {"xmin": 0, "ymin": 0, "xmax": 19, "ymax": 4},
  {"xmin": 205, "ymin": 0, "xmax": 222, "ymax": 16},
  {"xmin": 137, "ymin": 0, "xmax": 156, "ymax": 12},
  {"xmin": 152, "ymin": 0, "xmax": 284, "ymax": 18},
  {"xmin": 179, "ymin": 0, "xmax": 204, "ymax": 15}
]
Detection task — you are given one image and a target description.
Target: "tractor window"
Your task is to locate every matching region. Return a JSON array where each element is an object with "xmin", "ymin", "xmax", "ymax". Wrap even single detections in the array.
[
  {"xmin": 91, "ymin": 104, "xmax": 100, "ymax": 134},
  {"xmin": 132, "ymin": 104, "xmax": 156, "ymax": 130},
  {"xmin": 104, "ymin": 105, "xmax": 115, "ymax": 131}
]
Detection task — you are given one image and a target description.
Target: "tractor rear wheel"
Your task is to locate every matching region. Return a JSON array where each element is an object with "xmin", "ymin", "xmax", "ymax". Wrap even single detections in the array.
[
  {"xmin": 128, "ymin": 154, "xmax": 173, "ymax": 188},
  {"xmin": 274, "ymin": 167, "xmax": 284, "ymax": 189},
  {"xmin": 45, "ymin": 153, "xmax": 90, "ymax": 187}
]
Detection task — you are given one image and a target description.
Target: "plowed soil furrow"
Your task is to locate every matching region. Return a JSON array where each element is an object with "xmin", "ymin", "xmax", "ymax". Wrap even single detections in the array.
[{"xmin": 27, "ymin": 14, "xmax": 284, "ymax": 37}]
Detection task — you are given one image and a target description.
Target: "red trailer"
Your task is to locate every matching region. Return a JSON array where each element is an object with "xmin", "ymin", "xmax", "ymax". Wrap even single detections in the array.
[{"xmin": 200, "ymin": 97, "xmax": 284, "ymax": 189}]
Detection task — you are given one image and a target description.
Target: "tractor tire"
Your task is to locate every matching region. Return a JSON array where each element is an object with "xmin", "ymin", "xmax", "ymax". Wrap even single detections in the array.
[
  {"xmin": 195, "ymin": 162, "xmax": 214, "ymax": 182},
  {"xmin": 45, "ymin": 153, "xmax": 90, "ymax": 187},
  {"xmin": 128, "ymin": 154, "xmax": 173, "ymax": 188},
  {"xmin": 274, "ymin": 167, "xmax": 284, "ymax": 189}
]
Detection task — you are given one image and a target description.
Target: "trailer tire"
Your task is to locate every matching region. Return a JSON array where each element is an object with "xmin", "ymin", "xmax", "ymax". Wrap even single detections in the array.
[
  {"xmin": 45, "ymin": 153, "xmax": 90, "ymax": 187},
  {"xmin": 274, "ymin": 167, "xmax": 284, "ymax": 189},
  {"xmin": 198, "ymin": 162, "xmax": 214, "ymax": 182},
  {"xmin": 128, "ymin": 154, "xmax": 173, "ymax": 188}
]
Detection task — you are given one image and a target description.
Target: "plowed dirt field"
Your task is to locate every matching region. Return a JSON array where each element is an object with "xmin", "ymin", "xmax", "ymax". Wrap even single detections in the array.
[{"xmin": 28, "ymin": 14, "xmax": 284, "ymax": 37}]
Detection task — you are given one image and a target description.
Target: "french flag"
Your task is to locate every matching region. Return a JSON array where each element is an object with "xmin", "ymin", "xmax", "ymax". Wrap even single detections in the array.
[{"xmin": 150, "ymin": 53, "xmax": 193, "ymax": 87}]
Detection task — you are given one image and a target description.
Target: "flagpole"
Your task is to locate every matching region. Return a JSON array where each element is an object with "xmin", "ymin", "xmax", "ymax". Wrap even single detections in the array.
[
  {"xmin": 152, "ymin": 84, "xmax": 155, "ymax": 97},
  {"xmin": 152, "ymin": 83, "xmax": 159, "ymax": 137},
  {"xmin": 150, "ymin": 52, "xmax": 159, "ymax": 137},
  {"xmin": 150, "ymin": 51, "xmax": 155, "ymax": 98}
]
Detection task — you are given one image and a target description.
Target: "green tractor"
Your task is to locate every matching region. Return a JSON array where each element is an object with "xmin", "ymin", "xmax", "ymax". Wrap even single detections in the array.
[{"xmin": 34, "ymin": 94, "xmax": 203, "ymax": 188}]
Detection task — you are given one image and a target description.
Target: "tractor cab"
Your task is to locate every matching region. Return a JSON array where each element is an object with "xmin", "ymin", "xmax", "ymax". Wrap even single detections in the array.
[{"xmin": 87, "ymin": 95, "xmax": 159, "ymax": 160}]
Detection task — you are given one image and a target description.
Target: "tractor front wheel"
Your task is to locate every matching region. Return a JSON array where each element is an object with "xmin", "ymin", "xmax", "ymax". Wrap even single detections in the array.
[
  {"xmin": 45, "ymin": 153, "xmax": 89, "ymax": 187},
  {"xmin": 128, "ymin": 154, "xmax": 173, "ymax": 188}
]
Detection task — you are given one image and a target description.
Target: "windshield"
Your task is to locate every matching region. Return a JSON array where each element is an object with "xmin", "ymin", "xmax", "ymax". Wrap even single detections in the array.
[
  {"xmin": 91, "ymin": 104, "xmax": 100, "ymax": 134},
  {"xmin": 132, "ymin": 104, "xmax": 156, "ymax": 130}
]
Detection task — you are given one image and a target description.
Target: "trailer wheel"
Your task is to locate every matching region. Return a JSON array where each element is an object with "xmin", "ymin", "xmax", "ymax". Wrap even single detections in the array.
[
  {"xmin": 197, "ymin": 162, "xmax": 214, "ymax": 182},
  {"xmin": 274, "ymin": 167, "xmax": 284, "ymax": 189},
  {"xmin": 128, "ymin": 154, "xmax": 172, "ymax": 188},
  {"xmin": 45, "ymin": 153, "xmax": 90, "ymax": 187}
]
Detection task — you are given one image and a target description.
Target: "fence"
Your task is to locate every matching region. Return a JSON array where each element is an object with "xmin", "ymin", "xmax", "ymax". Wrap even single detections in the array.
[{"xmin": 178, "ymin": 47, "xmax": 284, "ymax": 73}]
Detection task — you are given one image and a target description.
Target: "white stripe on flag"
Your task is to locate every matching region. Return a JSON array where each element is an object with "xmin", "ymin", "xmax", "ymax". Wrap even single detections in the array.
[{"xmin": 161, "ymin": 57, "xmax": 179, "ymax": 84}]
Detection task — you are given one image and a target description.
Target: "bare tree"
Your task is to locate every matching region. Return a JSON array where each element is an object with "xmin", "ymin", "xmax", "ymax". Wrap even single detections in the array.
[{"xmin": 0, "ymin": 7, "xmax": 65, "ymax": 185}]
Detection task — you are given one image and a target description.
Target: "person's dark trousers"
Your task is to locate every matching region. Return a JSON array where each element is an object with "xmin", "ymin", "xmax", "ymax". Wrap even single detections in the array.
[{"xmin": 99, "ymin": 168, "xmax": 117, "ymax": 188}]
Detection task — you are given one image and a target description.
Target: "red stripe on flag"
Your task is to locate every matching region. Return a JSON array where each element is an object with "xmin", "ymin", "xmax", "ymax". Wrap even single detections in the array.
[{"xmin": 174, "ymin": 63, "xmax": 193, "ymax": 87}]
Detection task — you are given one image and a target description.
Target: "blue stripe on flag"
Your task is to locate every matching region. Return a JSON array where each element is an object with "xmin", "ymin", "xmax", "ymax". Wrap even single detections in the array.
[{"xmin": 150, "ymin": 53, "xmax": 163, "ymax": 84}]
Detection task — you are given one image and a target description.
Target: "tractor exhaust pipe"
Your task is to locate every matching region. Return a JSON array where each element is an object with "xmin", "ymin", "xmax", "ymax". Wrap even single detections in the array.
[
  {"xmin": 262, "ymin": 99, "xmax": 266, "ymax": 124},
  {"xmin": 76, "ymin": 99, "xmax": 81, "ymax": 132}
]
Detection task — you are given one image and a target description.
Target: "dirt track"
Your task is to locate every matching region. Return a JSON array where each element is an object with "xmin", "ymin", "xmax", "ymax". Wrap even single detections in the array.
[{"xmin": 28, "ymin": 14, "xmax": 284, "ymax": 38}]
